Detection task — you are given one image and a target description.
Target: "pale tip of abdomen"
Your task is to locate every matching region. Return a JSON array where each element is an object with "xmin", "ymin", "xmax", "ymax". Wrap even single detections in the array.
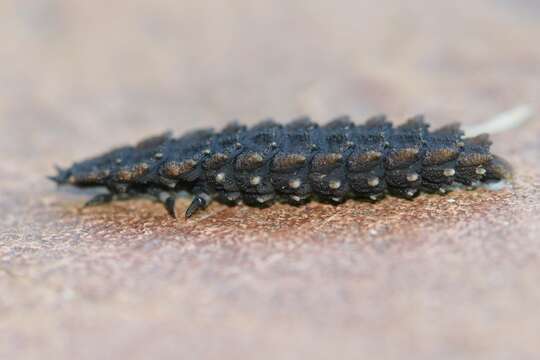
[{"xmin": 484, "ymin": 154, "xmax": 513, "ymax": 181}]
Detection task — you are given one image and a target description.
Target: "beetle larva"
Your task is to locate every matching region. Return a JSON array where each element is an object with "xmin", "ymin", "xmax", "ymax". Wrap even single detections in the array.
[{"xmin": 49, "ymin": 115, "xmax": 512, "ymax": 218}]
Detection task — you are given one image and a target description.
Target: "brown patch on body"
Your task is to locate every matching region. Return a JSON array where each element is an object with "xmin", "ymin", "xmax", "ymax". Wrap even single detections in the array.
[
  {"xmin": 271, "ymin": 153, "xmax": 306, "ymax": 172},
  {"xmin": 204, "ymin": 153, "xmax": 229, "ymax": 169},
  {"xmin": 423, "ymin": 148, "xmax": 459, "ymax": 166},
  {"xmin": 160, "ymin": 160, "xmax": 197, "ymax": 178},
  {"xmin": 116, "ymin": 163, "xmax": 150, "ymax": 181},
  {"xmin": 311, "ymin": 153, "xmax": 343, "ymax": 171},
  {"xmin": 235, "ymin": 152, "xmax": 264, "ymax": 170},
  {"xmin": 347, "ymin": 150, "xmax": 382, "ymax": 172},
  {"xmin": 385, "ymin": 148, "xmax": 420, "ymax": 169},
  {"xmin": 457, "ymin": 153, "xmax": 493, "ymax": 167}
]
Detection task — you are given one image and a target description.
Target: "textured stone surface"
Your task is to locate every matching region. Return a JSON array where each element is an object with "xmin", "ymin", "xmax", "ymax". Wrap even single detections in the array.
[{"xmin": 1, "ymin": 1, "xmax": 539, "ymax": 359}]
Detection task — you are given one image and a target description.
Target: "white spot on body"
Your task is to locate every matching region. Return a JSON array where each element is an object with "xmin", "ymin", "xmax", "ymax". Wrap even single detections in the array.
[
  {"xmin": 443, "ymin": 168, "xmax": 456, "ymax": 177},
  {"xmin": 476, "ymin": 167, "xmax": 486, "ymax": 175},
  {"xmin": 290, "ymin": 195, "xmax": 301, "ymax": 202},
  {"xmin": 407, "ymin": 173, "xmax": 419, "ymax": 182},
  {"xmin": 215, "ymin": 172, "xmax": 226, "ymax": 183},
  {"xmin": 406, "ymin": 188, "xmax": 417, "ymax": 197},
  {"xmin": 289, "ymin": 178, "xmax": 301, "ymax": 189},
  {"xmin": 329, "ymin": 180, "xmax": 341, "ymax": 189},
  {"xmin": 250, "ymin": 176, "xmax": 261, "ymax": 186},
  {"xmin": 367, "ymin": 177, "xmax": 379, "ymax": 187}
]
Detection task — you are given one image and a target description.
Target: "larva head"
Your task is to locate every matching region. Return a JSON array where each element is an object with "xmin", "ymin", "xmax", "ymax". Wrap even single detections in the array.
[
  {"xmin": 49, "ymin": 132, "xmax": 174, "ymax": 188},
  {"xmin": 48, "ymin": 146, "xmax": 136, "ymax": 187},
  {"xmin": 48, "ymin": 165, "xmax": 72, "ymax": 185},
  {"xmin": 48, "ymin": 160, "xmax": 112, "ymax": 187}
]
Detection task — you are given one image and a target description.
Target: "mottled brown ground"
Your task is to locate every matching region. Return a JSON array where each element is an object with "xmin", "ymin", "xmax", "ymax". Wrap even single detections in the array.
[{"xmin": 1, "ymin": 1, "xmax": 539, "ymax": 359}]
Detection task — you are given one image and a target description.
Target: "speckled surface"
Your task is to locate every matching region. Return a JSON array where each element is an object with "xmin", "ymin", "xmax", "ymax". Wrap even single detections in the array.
[{"xmin": 1, "ymin": 1, "xmax": 539, "ymax": 359}]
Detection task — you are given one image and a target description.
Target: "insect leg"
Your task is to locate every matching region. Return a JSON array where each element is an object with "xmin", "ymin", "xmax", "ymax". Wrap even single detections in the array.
[
  {"xmin": 185, "ymin": 192, "xmax": 212, "ymax": 218},
  {"xmin": 164, "ymin": 196, "xmax": 177, "ymax": 218},
  {"xmin": 84, "ymin": 193, "xmax": 114, "ymax": 207},
  {"xmin": 144, "ymin": 187, "xmax": 178, "ymax": 218}
]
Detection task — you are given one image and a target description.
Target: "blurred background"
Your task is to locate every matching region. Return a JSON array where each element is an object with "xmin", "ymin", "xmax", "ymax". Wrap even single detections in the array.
[
  {"xmin": 1, "ymin": 1, "xmax": 539, "ymax": 359},
  {"xmin": 2, "ymin": 0, "xmax": 538, "ymax": 164}
]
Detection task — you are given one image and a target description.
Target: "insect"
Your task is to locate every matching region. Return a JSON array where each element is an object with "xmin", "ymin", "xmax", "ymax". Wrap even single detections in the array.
[{"xmin": 49, "ymin": 115, "xmax": 512, "ymax": 218}]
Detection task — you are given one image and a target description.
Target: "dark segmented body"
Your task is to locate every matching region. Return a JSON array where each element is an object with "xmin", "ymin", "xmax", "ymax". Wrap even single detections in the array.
[{"xmin": 50, "ymin": 115, "xmax": 512, "ymax": 218}]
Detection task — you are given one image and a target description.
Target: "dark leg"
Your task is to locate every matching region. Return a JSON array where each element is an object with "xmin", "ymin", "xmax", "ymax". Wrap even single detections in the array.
[
  {"xmin": 145, "ymin": 187, "xmax": 178, "ymax": 218},
  {"xmin": 84, "ymin": 193, "xmax": 114, "ymax": 207},
  {"xmin": 185, "ymin": 193, "xmax": 212, "ymax": 218},
  {"xmin": 164, "ymin": 195, "xmax": 177, "ymax": 218}
]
